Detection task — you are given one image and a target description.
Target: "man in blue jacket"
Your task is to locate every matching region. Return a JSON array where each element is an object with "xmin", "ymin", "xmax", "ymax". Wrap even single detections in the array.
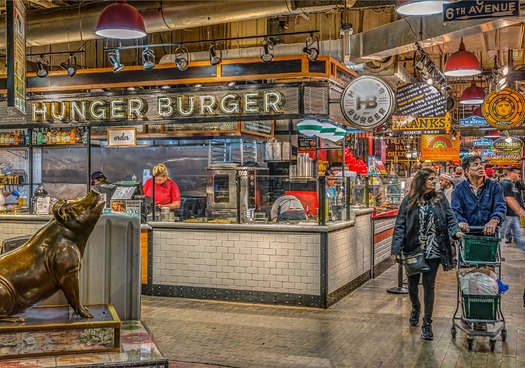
[
  {"xmin": 451, "ymin": 154, "xmax": 507, "ymax": 329},
  {"xmin": 451, "ymin": 154, "xmax": 506, "ymax": 236}
]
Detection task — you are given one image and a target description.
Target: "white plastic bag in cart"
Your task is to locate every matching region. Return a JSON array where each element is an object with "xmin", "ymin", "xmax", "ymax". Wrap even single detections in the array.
[{"xmin": 459, "ymin": 271, "xmax": 498, "ymax": 295}]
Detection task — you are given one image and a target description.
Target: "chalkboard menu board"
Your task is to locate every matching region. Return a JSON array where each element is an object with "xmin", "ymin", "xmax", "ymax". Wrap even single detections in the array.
[
  {"xmin": 396, "ymin": 83, "xmax": 446, "ymax": 117},
  {"xmin": 241, "ymin": 121, "xmax": 274, "ymax": 138}
]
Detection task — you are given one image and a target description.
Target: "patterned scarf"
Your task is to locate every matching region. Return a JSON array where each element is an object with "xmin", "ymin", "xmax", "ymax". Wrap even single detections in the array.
[{"xmin": 418, "ymin": 200, "xmax": 441, "ymax": 259}]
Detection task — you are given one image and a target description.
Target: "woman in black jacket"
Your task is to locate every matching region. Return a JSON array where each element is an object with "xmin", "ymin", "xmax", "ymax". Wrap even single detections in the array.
[{"xmin": 391, "ymin": 168, "xmax": 462, "ymax": 340}]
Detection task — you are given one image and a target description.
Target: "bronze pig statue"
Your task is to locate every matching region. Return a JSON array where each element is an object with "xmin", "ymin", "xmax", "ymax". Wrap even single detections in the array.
[{"xmin": 0, "ymin": 190, "xmax": 105, "ymax": 320}]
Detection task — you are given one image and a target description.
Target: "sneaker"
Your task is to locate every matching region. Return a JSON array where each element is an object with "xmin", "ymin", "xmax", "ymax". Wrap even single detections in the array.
[
  {"xmin": 409, "ymin": 309, "xmax": 420, "ymax": 327},
  {"xmin": 421, "ymin": 323, "xmax": 433, "ymax": 340},
  {"xmin": 473, "ymin": 322, "xmax": 487, "ymax": 331},
  {"xmin": 505, "ymin": 238, "xmax": 512, "ymax": 243}
]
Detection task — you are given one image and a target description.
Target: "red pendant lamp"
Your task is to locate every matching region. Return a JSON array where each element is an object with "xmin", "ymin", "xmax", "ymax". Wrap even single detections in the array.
[
  {"xmin": 444, "ymin": 39, "xmax": 481, "ymax": 77},
  {"xmin": 471, "ymin": 106, "xmax": 483, "ymax": 117},
  {"xmin": 460, "ymin": 80, "xmax": 485, "ymax": 105},
  {"xmin": 95, "ymin": 1, "xmax": 147, "ymax": 39},
  {"xmin": 396, "ymin": 0, "xmax": 449, "ymax": 16},
  {"xmin": 484, "ymin": 130, "xmax": 501, "ymax": 138}
]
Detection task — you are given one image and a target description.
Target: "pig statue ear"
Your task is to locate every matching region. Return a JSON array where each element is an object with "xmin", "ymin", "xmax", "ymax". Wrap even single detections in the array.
[{"xmin": 52, "ymin": 199, "xmax": 69, "ymax": 224}]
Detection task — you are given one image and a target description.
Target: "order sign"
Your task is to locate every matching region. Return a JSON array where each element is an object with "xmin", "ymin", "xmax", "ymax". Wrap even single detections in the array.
[
  {"xmin": 482, "ymin": 88, "xmax": 525, "ymax": 129},
  {"xmin": 340, "ymin": 76, "xmax": 394, "ymax": 130}
]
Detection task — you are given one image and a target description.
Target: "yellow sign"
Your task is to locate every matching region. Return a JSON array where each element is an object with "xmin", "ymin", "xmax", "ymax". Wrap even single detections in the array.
[
  {"xmin": 482, "ymin": 88, "xmax": 525, "ymax": 129},
  {"xmin": 392, "ymin": 113, "xmax": 451, "ymax": 134},
  {"xmin": 420, "ymin": 134, "xmax": 460, "ymax": 161}
]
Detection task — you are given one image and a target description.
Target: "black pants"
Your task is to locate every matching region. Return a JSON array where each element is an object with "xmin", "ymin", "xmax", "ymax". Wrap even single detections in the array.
[{"xmin": 407, "ymin": 257, "xmax": 441, "ymax": 324}]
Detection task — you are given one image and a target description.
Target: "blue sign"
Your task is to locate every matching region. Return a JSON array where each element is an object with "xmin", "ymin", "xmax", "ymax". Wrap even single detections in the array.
[
  {"xmin": 459, "ymin": 115, "xmax": 490, "ymax": 128},
  {"xmin": 473, "ymin": 139, "xmax": 493, "ymax": 147},
  {"xmin": 444, "ymin": 0, "xmax": 519, "ymax": 22}
]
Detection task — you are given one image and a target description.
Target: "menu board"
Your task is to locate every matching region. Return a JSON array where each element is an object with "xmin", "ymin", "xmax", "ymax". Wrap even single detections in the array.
[
  {"xmin": 396, "ymin": 83, "xmax": 446, "ymax": 117},
  {"xmin": 241, "ymin": 121, "xmax": 274, "ymax": 138},
  {"xmin": 298, "ymin": 134, "xmax": 317, "ymax": 151}
]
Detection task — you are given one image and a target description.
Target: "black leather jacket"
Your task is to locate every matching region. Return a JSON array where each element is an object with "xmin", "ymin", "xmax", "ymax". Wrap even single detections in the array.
[{"xmin": 392, "ymin": 191, "xmax": 461, "ymax": 270}]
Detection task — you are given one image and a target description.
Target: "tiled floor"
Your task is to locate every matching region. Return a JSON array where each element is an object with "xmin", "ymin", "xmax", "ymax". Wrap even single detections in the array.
[{"xmin": 141, "ymin": 242, "xmax": 525, "ymax": 368}]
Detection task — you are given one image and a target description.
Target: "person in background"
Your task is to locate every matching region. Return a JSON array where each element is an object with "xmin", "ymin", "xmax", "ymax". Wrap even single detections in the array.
[
  {"xmin": 485, "ymin": 167, "xmax": 495, "ymax": 180},
  {"xmin": 451, "ymin": 166, "xmax": 466, "ymax": 187},
  {"xmin": 499, "ymin": 167, "xmax": 525, "ymax": 251},
  {"xmin": 404, "ymin": 162, "xmax": 422, "ymax": 196},
  {"xmin": 438, "ymin": 173, "xmax": 454, "ymax": 203},
  {"xmin": 270, "ymin": 195, "xmax": 308, "ymax": 222},
  {"xmin": 143, "ymin": 163, "xmax": 181, "ymax": 210},
  {"xmin": 90, "ymin": 171, "xmax": 117, "ymax": 207},
  {"xmin": 391, "ymin": 169, "xmax": 462, "ymax": 340},
  {"xmin": 325, "ymin": 170, "xmax": 337, "ymax": 197}
]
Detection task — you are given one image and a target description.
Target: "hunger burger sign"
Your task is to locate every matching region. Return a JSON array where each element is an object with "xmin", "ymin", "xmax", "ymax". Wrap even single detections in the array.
[{"xmin": 340, "ymin": 76, "xmax": 395, "ymax": 130}]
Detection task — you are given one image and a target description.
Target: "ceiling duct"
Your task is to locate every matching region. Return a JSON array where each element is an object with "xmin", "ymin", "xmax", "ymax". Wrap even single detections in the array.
[
  {"xmin": 348, "ymin": 14, "xmax": 520, "ymax": 63},
  {"xmin": 0, "ymin": 0, "xmax": 355, "ymax": 49}
]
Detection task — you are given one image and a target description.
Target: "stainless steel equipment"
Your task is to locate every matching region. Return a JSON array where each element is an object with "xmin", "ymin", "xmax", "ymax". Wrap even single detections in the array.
[{"xmin": 206, "ymin": 164, "xmax": 267, "ymax": 221}]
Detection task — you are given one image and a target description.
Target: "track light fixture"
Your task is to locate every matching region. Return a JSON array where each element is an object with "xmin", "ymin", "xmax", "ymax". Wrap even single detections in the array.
[
  {"xmin": 209, "ymin": 42, "xmax": 222, "ymax": 66},
  {"xmin": 174, "ymin": 45, "xmax": 189, "ymax": 71},
  {"xmin": 260, "ymin": 38, "xmax": 275, "ymax": 63},
  {"xmin": 108, "ymin": 50, "xmax": 124, "ymax": 73},
  {"xmin": 491, "ymin": 56, "xmax": 509, "ymax": 92},
  {"xmin": 303, "ymin": 33, "xmax": 319, "ymax": 61},
  {"xmin": 60, "ymin": 54, "xmax": 78, "ymax": 77},
  {"xmin": 36, "ymin": 55, "xmax": 50, "ymax": 78},
  {"xmin": 142, "ymin": 47, "xmax": 155, "ymax": 70}
]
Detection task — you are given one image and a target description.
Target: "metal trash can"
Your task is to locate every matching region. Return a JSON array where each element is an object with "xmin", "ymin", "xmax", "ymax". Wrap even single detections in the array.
[{"xmin": 1, "ymin": 235, "xmax": 31, "ymax": 254}]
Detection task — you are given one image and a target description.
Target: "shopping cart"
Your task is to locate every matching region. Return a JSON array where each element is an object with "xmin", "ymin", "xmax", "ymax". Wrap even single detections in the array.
[{"xmin": 451, "ymin": 226, "xmax": 506, "ymax": 351}]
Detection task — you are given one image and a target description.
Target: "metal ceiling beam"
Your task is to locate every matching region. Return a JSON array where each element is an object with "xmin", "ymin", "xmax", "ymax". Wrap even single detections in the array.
[{"xmin": 348, "ymin": 14, "xmax": 521, "ymax": 63}]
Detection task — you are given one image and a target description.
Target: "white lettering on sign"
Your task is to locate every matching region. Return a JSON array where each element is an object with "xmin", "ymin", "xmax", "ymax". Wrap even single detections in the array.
[
  {"xmin": 31, "ymin": 91, "xmax": 284, "ymax": 123},
  {"xmin": 444, "ymin": 0, "xmax": 518, "ymax": 21},
  {"xmin": 340, "ymin": 76, "xmax": 394, "ymax": 130}
]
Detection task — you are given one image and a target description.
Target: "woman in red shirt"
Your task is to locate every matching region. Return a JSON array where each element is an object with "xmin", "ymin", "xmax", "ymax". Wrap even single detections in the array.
[{"xmin": 143, "ymin": 163, "xmax": 181, "ymax": 210}]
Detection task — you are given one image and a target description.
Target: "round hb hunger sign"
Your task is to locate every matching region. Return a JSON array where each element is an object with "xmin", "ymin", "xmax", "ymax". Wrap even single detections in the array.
[
  {"xmin": 482, "ymin": 88, "xmax": 525, "ymax": 129},
  {"xmin": 340, "ymin": 76, "xmax": 394, "ymax": 130}
]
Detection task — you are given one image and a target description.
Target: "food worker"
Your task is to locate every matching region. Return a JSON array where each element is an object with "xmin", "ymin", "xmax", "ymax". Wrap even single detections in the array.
[
  {"xmin": 90, "ymin": 171, "xmax": 117, "ymax": 207},
  {"xmin": 143, "ymin": 163, "xmax": 181, "ymax": 210},
  {"xmin": 325, "ymin": 170, "xmax": 337, "ymax": 197}
]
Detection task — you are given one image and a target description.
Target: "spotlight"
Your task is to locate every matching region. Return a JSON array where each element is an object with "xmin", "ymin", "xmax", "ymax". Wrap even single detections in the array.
[
  {"xmin": 174, "ymin": 45, "xmax": 189, "ymax": 71},
  {"xmin": 303, "ymin": 34, "xmax": 319, "ymax": 61},
  {"xmin": 36, "ymin": 56, "xmax": 49, "ymax": 78},
  {"xmin": 260, "ymin": 38, "xmax": 274, "ymax": 63},
  {"xmin": 108, "ymin": 50, "xmax": 124, "ymax": 73},
  {"xmin": 209, "ymin": 42, "xmax": 222, "ymax": 66},
  {"xmin": 60, "ymin": 54, "xmax": 77, "ymax": 77},
  {"xmin": 142, "ymin": 47, "xmax": 155, "ymax": 70},
  {"xmin": 426, "ymin": 77, "xmax": 433, "ymax": 86}
]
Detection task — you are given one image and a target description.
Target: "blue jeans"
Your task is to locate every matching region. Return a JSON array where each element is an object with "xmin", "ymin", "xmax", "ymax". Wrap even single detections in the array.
[{"xmin": 502, "ymin": 216, "xmax": 525, "ymax": 251}]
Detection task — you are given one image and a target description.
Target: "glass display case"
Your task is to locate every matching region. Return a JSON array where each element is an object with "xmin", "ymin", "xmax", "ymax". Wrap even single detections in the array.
[{"xmin": 349, "ymin": 174, "xmax": 402, "ymax": 216}]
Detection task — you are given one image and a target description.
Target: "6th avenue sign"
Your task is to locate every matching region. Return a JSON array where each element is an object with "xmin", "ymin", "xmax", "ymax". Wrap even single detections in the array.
[{"xmin": 443, "ymin": 0, "xmax": 519, "ymax": 21}]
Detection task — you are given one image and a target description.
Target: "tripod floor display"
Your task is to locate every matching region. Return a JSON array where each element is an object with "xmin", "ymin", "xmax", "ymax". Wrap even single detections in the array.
[{"xmin": 451, "ymin": 228, "xmax": 507, "ymax": 351}]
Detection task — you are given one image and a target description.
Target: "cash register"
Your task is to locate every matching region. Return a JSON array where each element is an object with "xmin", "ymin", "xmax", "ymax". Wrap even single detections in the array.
[{"xmin": 110, "ymin": 182, "xmax": 149, "ymax": 222}]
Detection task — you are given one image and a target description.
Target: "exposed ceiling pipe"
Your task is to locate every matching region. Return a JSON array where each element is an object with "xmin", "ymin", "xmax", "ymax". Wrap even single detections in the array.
[
  {"xmin": 348, "ymin": 14, "xmax": 521, "ymax": 63},
  {"xmin": 0, "ymin": 0, "xmax": 354, "ymax": 49}
]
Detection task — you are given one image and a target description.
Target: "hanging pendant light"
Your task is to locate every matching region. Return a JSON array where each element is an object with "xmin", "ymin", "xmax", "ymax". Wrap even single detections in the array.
[
  {"xmin": 297, "ymin": 120, "xmax": 323, "ymax": 137},
  {"xmin": 460, "ymin": 80, "xmax": 485, "ymax": 105},
  {"xmin": 317, "ymin": 123, "xmax": 338, "ymax": 139},
  {"xmin": 396, "ymin": 0, "xmax": 449, "ymax": 16},
  {"xmin": 325, "ymin": 128, "xmax": 346, "ymax": 142},
  {"xmin": 484, "ymin": 130, "xmax": 501, "ymax": 138},
  {"xmin": 444, "ymin": 39, "xmax": 481, "ymax": 77},
  {"xmin": 95, "ymin": 1, "xmax": 147, "ymax": 39}
]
